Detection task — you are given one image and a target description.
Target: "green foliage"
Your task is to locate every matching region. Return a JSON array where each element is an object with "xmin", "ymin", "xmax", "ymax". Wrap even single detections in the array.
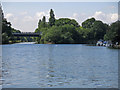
[
  {"xmin": 104, "ymin": 21, "xmax": 120, "ymax": 43},
  {"xmin": 35, "ymin": 16, "xmax": 48, "ymax": 33},
  {"xmin": 12, "ymin": 28, "xmax": 21, "ymax": 33},
  {"xmin": 77, "ymin": 27, "xmax": 91, "ymax": 43},
  {"xmin": 34, "ymin": 9, "xmax": 119, "ymax": 44},
  {"xmin": 43, "ymin": 25, "xmax": 81, "ymax": 44},
  {"xmin": 2, "ymin": 33, "xmax": 9, "ymax": 44},
  {"xmin": 2, "ymin": 8, "xmax": 119, "ymax": 44},
  {"xmin": 55, "ymin": 18, "xmax": 80, "ymax": 27},
  {"xmin": 38, "ymin": 19, "xmax": 41, "ymax": 28},
  {"xmin": 82, "ymin": 18, "xmax": 95, "ymax": 28},
  {"xmin": 90, "ymin": 20, "xmax": 108, "ymax": 40},
  {"xmin": 81, "ymin": 18, "xmax": 108, "ymax": 43},
  {"xmin": 41, "ymin": 16, "xmax": 47, "ymax": 28},
  {"xmin": 2, "ymin": 18, "xmax": 12, "ymax": 44},
  {"xmin": 2, "ymin": 19, "xmax": 12, "ymax": 37},
  {"xmin": 49, "ymin": 9, "xmax": 55, "ymax": 27}
]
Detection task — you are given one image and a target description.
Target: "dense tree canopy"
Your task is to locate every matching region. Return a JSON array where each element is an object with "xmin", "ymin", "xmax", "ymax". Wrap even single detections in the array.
[
  {"xmin": 104, "ymin": 21, "xmax": 120, "ymax": 44},
  {"xmin": 82, "ymin": 18, "xmax": 95, "ymax": 28},
  {"xmin": 81, "ymin": 18, "xmax": 109, "ymax": 43},
  {"xmin": 43, "ymin": 25, "xmax": 82, "ymax": 44},
  {"xmin": 34, "ymin": 9, "xmax": 119, "ymax": 44},
  {"xmin": 55, "ymin": 18, "xmax": 80, "ymax": 27}
]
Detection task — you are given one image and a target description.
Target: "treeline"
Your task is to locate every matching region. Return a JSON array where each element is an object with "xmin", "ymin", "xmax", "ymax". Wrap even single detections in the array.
[
  {"xmin": 104, "ymin": 21, "xmax": 120, "ymax": 44},
  {"xmin": 2, "ymin": 9, "xmax": 119, "ymax": 44},
  {"xmin": 35, "ymin": 9, "xmax": 120, "ymax": 44}
]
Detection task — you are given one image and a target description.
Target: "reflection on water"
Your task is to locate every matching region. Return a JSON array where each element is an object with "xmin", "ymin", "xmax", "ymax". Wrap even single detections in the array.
[
  {"xmin": 2, "ymin": 43, "xmax": 118, "ymax": 88},
  {"xmin": 47, "ymin": 45, "xmax": 55, "ymax": 87}
]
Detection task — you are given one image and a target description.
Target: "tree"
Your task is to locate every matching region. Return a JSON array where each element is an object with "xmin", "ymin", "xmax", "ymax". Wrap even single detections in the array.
[
  {"xmin": 35, "ymin": 9, "xmax": 118, "ymax": 44},
  {"xmin": 43, "ymin": 25, "xmax": 82, "ymax": 44},
  {"xmin": 55, "ymin": 18, "xmax": 80, "ymax": 27},
  {"xmin": 91, "ymin": 20, "xmax": 107, "ymax": 40},
  {"xmin": 49, "ymin": 9, "xmax": 55, "ymax": 27},
  {"xmin": 104, "ymin": 21, "xmax": 120, "ymax": 43},
  {"xmin": 81, "ymin": 18, "xmax": 108, "ymax": 43},
  {"xmin": 38, "ymin": 16, "xmax": 46, "ymax": 28},
  {"xmin": 41, "ymin": 16, "xmax": 46, "ymax": 28},
  {"xmin": 2, "ymin": 18, "xmax": 12, "ymax": 37},
  {"xmin": 2, "ymin": 33, "xmax": 9, "ymax": 44},
  {"xmin": 38, "ymin": 19, "xmax": 41, "ymax": 28},
  {"xmin": 82, "ymin": 18, "xmax": 95, "ymax": 28}
]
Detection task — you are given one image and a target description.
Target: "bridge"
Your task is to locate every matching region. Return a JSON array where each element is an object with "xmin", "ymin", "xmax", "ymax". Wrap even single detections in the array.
[{"xmin": 12, "ymin": 32, "xmax": 41, "ymax": 37}]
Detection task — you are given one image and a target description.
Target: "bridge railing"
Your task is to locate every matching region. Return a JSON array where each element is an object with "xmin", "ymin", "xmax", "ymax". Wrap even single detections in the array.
[
  {"xmin": 12, "ymin": 32, "xmax": 42, "ymax": 37},
  {"xmin": 13, "ymin": 32, "xmax": 41, "ymax": 34},
  {"xmin": 12, "ymin": 32, "xmax": 41, "ymax": 34}
]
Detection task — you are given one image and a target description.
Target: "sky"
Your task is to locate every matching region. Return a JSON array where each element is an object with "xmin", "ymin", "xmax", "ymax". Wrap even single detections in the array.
[{"xmin": 1, "ymin": 2, "xmax": 118, "ymax": 32}]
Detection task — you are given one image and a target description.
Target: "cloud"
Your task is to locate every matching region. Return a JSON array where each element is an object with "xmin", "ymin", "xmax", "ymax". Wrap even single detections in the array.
[
  {"xmin": 92, "ymin": 11, "xmax": 118, "ymax": 23},
  {"xmin": 4, "ymin": 10, "xmax": 118, "ymax": 32},
  {"xmin": 4, "ymin": 13, "xmax": 18, "ymax": 25},
  {"xmin": 69, "ymin": 11, "xmax": 118, "ymax": 25},
  {"xmin": 35, "ymin": 11, "xmax": 49, "ymax": 22},
  {"xmin": 23, "ymin": 16, "xmax": 34, "ymax": 22},
  {"xmin": 93, "ymin": 11, "xmax": 106, "ymax": 21},
  {"xmin": 5, "ymin": 13, "xmax": 14, "ymax": 19},
  {"xmin": 109, "ymin": 13, "xmax": 118, "ymax": 21},
  {"xmin": 9, "ymin": 11, "xmax": 50, "ymax": 32},
  {"xmin": 73, "ymin": 13, "xmax": 79, "ymax": 18},
  {"xmin": 68, "ymin": 13, "xmax": 88, "ymax": 25},
  {"xmin": 36, "ymin": 12, "xmax": 46, "ymax": 19},
  {"xmin": 94, "ymin": 11, "xmax": 105, "ymax": 18},
  {"xmin": 56, "ymin": 13, "xmax": 88, "ymax": 25}
]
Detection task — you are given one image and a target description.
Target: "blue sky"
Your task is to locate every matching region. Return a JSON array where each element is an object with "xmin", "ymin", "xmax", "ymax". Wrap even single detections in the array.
[{"xmin": 1, "ymin": 2, "xmax": 118, "ymax": 32}]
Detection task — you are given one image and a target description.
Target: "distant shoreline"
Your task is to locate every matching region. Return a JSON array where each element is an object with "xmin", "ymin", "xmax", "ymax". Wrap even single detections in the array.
[
  {"xmin": 2, "ymin": 42, "xmax": 120, "ymax": 49},
  {"xmin": 108, "ymin": 45, "xmax": 120, "ymax": 49}
]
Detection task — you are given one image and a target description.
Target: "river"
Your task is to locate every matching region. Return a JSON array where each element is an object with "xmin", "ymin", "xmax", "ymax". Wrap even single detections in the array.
[{"xmin": 1, "ymin": 42, "xmax": 118, "ymax": 88}]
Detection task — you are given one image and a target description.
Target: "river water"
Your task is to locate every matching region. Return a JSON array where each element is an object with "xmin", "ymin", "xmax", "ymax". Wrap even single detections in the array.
[{"xmin": 1, "ymin": 43, "xmax": 118, "ymax": 88}]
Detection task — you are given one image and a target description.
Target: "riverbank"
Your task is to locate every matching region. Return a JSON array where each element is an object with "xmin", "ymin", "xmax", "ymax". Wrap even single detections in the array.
[
  {"xmin": 85, "ymin": 44, "xmax": 120, "ymax": 49},
  {"xmin": 2, "ymin": 42, "xmax": 120, "ymax": 50},
  {"xmin": 108, "ymin": 45, "xmax": 120, "ymax": 49},
  {"xmin": 1, "ymin": 40, "xmax": 21, "ymax": 45}
]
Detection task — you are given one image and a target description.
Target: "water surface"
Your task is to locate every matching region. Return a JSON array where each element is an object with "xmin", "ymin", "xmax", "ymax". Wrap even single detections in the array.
[{"xmin": 2, "ymin": 43, "xmax": 118, "ymax": 88}]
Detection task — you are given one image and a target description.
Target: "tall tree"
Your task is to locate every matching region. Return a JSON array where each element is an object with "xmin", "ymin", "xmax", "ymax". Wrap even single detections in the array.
[
  {"xmin": 49, "ymin": 9, "xmax": 55, "ymax": 27},
  {"xmin": 41, "ymin": 16, "xmax": 46, "ymax": 28},
  {"xmin": 42, "ymin": 16, "xmax": 46, "ymax": 22},
  {"xmin": 38, "ymin": 19, "xmax": 41, "ymax": 28}
]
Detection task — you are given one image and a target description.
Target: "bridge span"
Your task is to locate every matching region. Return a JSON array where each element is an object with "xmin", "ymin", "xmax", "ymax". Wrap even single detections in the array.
[{"xmin": 12, "ymin": 32, "xmax": 41, "ymax": 37}]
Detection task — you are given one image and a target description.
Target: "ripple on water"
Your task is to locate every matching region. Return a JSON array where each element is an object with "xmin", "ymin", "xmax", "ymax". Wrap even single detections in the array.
[{"xmin": 2, "ymin": 44, "xmax": 118, "ymax": 88}]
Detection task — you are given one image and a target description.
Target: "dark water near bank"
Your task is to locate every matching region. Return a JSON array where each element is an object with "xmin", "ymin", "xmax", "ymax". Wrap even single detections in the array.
[{"xmin": 2, "ymin": 43, "xmax": 118, "ymax": 88}]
